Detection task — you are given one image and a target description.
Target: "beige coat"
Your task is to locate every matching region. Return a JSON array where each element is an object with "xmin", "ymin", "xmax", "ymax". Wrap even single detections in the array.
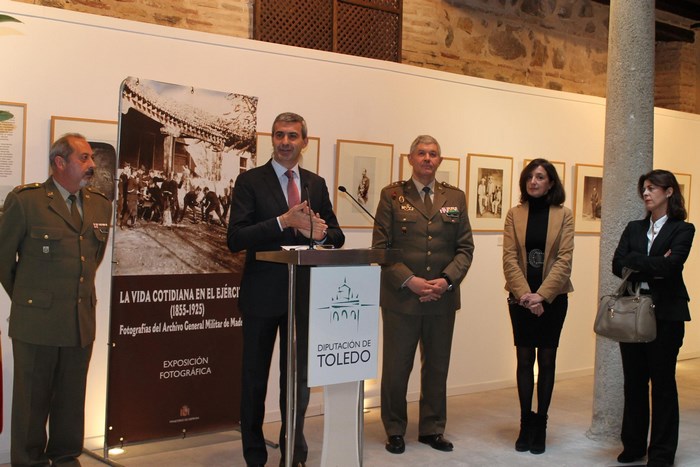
[{"xmin": 502, "ymin": 202, "xmax": 574, "ymax": 303}]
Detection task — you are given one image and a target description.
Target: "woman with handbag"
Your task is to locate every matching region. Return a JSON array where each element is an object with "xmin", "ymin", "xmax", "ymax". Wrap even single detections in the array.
[
  {"xmin": 612, "ymin": 169, "xmax": 695, "ymax": 467},
  {"xmin": 502, "ymin": 159, "xmax": 574, "ymax": 455}
]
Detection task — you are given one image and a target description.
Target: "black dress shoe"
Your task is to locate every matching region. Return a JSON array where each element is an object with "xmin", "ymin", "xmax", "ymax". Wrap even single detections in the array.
[
  {"xmin": 418, "ymin": 433, "xmax": 454, "ymax": 452},
  {"xmin": 385, "ymin": 435, "xmax": 405, "ymax": 454},
  {"xmin": 617, "ymin": 450, "xmax": 646, "ymax": 463}
]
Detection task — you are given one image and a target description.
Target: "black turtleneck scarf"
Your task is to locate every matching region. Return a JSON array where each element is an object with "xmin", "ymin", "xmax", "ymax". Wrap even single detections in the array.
[{"xmin": 525, "ymin": 196, "xmax": 549, "ymax": 292}]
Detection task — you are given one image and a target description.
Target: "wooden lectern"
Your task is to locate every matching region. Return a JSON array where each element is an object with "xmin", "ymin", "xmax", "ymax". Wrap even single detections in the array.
[{"xmin": 257, "ymin": 248, "xmax": 399, "ymax": 467}]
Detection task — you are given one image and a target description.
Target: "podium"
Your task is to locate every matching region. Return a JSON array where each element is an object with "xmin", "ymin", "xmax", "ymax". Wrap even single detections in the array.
[{"xmin": 257, "ymin": 248, "xmax": 399, "ymax": 467}]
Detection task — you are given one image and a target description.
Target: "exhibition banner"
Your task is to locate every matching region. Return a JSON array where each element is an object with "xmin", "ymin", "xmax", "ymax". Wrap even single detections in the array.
[
  {"xmin": 308, "ymin": 265, "xmax": 381, "ymax": 387},
  {"xmin": 107, "ymin": 273, "xmax": 242, "ymax": 444},
  {"xmin": 106, "ymin": 77, "xmax": 257, "ymax": 446}
]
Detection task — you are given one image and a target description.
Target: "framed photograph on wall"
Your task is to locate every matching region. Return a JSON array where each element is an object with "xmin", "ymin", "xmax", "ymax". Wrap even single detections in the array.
[
  {"xmin": 466, "ymin": 154, "xmax": 513, "ymax": 232},
  {"xmin": 0, "ymin": 101, "xmax": 27, "ymax": 210},
  {"xmin": 524, "ymin": 158, "xmax": 566, "ymax": 186},
  {"xmin": 335, "ymin": 139, "xmax": 393, "ymax": 228},
  {"xmin": 674, "ymin": 172, "xmax": 691, "ymax": 219},
  {"xmin": 573, "ymin": 164, "xmax": 603, "ymax": 234},
  {"xmin": 51, "ymin": 116, "xmax": 119, "ymax": 201},
  {"xmin": 399, "ymin": 154, "xmax": 461, "ymax": 188},
  {"xmin": 256, "ymin": 132, "xmax": 320, "ymax": 174}
]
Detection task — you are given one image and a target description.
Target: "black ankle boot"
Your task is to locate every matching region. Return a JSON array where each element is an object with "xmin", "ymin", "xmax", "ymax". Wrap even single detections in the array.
[
  {"xmin": 530, "ymin": 413, "xmax": 547, "ymax": 454},
  {"xmin": 515, "ymin": 411, "xmax": 535, "ymax": 452}
]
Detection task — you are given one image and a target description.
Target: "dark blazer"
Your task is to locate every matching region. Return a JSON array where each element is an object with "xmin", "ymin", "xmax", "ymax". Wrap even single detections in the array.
[
  {"xmin": 0, "ymin": 178, "xmax": 112, "ymax": 347},
  {"xmin": 613, "ymin": 217, "xmax": 695, "ymax": 321},
  {"xmin": 227, "ymin": 160, "xmax": 345, "ymax": 317},
  {"xmin": 371, "ymin": 179, "xmax": 474, "ymax": 315}
]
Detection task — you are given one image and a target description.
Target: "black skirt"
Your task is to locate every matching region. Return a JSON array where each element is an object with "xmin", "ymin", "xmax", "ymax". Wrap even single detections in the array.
[{"xmin": 509, "ymin": 294, "xmax": 568, "ymax": 348}]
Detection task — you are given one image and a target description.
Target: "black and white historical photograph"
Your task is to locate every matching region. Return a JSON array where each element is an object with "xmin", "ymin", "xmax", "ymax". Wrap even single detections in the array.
[
  {"xmin": 114, "ymin": 77, "xmax": 258, "ymax": 275},
  {"xmin": 476, "ymin": 168, "xmax": 504, "ymax": 219},
  {"xmin": 573, "ymin": 164, "xmax": 603, "ymax": 234},
  {"xmin": 467, "ymin": 153, "xmax": 513, "ymax": 232},
  {"xmin": 335, "ymin": 139, "xmax": 393, "ymax": 229},
  {"xmin": 91, "ymin": 142, "xmax": 117, "ymax": 201},
  {"xmin": 584, "ymin": 176, "xmax": 602, "ymax": 220},
  {"xmin": 354, "ymin": 157, "xmax": 374, "ymax": 207}
]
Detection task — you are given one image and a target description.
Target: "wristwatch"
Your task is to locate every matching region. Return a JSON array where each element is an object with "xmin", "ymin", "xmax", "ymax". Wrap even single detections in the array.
[{"xmin": 441, "ymin": 274, "xmax": 453, "ymax": 291}]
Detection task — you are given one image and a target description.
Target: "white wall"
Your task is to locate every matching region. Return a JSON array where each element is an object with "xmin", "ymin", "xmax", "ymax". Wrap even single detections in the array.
[{"xmin": 2, "ymin": 1, "xmax": 700, "ymax": 460}]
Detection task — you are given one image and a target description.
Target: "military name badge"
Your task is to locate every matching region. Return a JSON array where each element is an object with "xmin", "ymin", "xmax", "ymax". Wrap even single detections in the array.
[
  {"xmin": 93, "ymin": 222, "xmax": 109, "ymax": 234},
  {"xmin": 440, "ymin": 207, "xmax": 460, "ymax": 218}
]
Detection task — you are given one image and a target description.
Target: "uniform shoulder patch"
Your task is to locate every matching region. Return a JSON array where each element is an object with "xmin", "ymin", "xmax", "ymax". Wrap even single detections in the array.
[
  {"xmin": 86, "ymin": 186, "xmax": 110, "ymax": 200},
  {"xmin": 13, "ymin": 182, "xmax": 42, "ymax": 193},
  {"xmin": 440, "ymin": 181, "xmax": 460, "ymax": 190}
]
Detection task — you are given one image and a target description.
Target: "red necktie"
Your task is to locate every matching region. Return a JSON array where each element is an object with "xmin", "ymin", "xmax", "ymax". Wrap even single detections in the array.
[{"xmin": 286, "ymin": 170, "xmax": 300, "ymax": 208}]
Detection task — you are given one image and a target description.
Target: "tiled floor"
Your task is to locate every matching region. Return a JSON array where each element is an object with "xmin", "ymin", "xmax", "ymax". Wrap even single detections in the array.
[{"xmin": 5, "ymin": 359, "xmax": 700, "ymax": 466}]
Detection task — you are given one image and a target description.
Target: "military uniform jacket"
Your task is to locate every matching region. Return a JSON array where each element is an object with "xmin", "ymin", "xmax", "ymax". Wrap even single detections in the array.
[
  {"xmin": 372, "ymin": 180, "xmax": 474, "ymax": 315},
  {"xmin": 0, "ymin": 178, "xmax": 112, "ymax": 347}
]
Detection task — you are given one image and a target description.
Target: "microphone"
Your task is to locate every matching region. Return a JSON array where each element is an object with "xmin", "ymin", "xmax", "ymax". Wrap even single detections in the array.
[
  {"xmin": 304, "ymin": 183, "xmax": 315, "ymax": 250},
  {"xmin": 338, "ymin": 185, "xmax": 376, "ymax": 222}
]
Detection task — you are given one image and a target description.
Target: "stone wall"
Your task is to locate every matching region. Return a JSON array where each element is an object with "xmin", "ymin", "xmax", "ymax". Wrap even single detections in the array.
[
  {"xmin": 655, "ymin": 41, "xmax": 697, "ymax": 113},
  {"xmin": 402, "ymin": 0, "xmax": 610, "ymax": 96},
  {"xmin": 11, "ymin": 0, "xmax": 698, "ymax": 113},
  {"xmin": 13, "ymin": 0, "xmax": 253, "ymax": 37}
]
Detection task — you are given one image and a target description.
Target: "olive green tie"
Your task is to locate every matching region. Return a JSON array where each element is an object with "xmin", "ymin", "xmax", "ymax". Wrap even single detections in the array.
[
  {"xmin": 422, "ymin": 186, "xmax": 432, "ymax": 213},
  {"xmin": 68, "ymin": 194, "xmax": 82, "ymax": 228}
]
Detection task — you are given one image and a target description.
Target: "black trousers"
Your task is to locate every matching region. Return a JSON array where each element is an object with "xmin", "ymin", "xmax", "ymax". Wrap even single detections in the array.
[
  {"xmin": 240, "ymin": 311, "xmax": 309, "ymax": 465},
  {"xmin": 11, "ymin": 340, "xmax": 93, "ymax": 467},
  {"xmin": 619, "ymin": 320, "xmax": 685, "ymax": 465}
]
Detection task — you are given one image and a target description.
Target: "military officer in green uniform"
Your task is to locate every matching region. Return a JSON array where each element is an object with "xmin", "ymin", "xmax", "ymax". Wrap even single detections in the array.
[
  {"xmin": 0, "ymin": 133, "xmax": 112, "ymax": 467},
  {"xmin": 372, "ymin": 135, "xmax": 474, "ymax": 456}
]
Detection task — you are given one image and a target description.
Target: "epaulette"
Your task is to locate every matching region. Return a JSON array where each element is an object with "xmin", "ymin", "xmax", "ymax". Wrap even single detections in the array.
[
  {"xmin": 86, "ymin": 186, "xmax": 110, "ymax": 200},
  {"xmin": 388, "ymin": 180, "xmax": 407, "ymax": 187},
  {"xmin": 440, "ymin": 181, "xmax": 460, "ymax": 190},
  {"xmin": 13, "ymin": 182, "xmax": 42, "ymax": 193}
]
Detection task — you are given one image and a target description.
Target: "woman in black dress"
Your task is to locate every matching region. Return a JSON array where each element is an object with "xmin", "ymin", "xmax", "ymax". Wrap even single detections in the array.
[
  {"xmin": 502, "ymin": 159, "xmax": 574, "ymax": 454},
  {"xmin": 613, "ymin": 170, "xmax": 695, "ymax": 467}
]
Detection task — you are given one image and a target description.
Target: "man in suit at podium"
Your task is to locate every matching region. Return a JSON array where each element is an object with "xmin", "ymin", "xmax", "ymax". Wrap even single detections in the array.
[
  {"xmin": 372, "ymin": 135, "xmax": 474, "ymax": 455},
  {"xmin": 228, "ymin": 112, "xmax": 345, "ymax": 467}
]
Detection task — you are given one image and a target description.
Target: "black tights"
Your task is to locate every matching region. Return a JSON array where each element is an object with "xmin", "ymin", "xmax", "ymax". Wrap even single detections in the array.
[{"xmin": 516, "ymin": 346, "xmax": 557, "ymax": 416}]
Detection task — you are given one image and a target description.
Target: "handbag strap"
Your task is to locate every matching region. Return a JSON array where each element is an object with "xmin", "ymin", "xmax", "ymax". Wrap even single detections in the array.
[{"xmin": 615, "ymin": 268, "xmax": 640, "ymax": 297}]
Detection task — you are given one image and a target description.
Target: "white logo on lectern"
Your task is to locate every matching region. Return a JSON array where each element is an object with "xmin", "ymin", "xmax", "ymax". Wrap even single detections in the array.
[{"xmin": 317, "ymin": 278, "xmax": 376, "ymax": 331}]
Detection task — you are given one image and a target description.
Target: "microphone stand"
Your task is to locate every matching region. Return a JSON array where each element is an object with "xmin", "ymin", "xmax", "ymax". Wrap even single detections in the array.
[
  {"xmin": 304, "ymin": 184, "xmax": 315, "ymax": 249},
  {"xmin": 338, "ymin": 186, "xmax": 391, "ymax": 249},
  {"xmin": 338, "ymin": 186, "xmax": 376, "ymax": 221}
]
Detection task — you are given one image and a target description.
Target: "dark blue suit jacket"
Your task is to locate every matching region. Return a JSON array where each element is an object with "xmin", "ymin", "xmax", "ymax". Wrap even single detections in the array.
[
  {"xmin": 227, "ymin": 160, "xmax": 345, "ymax": 317},
  {"xmin": 613, "ymin": 217, "xmax": 695, "ymax": 321}
]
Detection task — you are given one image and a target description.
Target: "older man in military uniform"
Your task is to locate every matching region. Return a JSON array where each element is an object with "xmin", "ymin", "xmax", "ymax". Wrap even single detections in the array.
[
  {"xmin": 372, "ymin": 135, "xmax": 474, "ymax": 455},
  {"xmin": 0, "ymin": 133, "xmax": 112, "ymax": 467}
]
